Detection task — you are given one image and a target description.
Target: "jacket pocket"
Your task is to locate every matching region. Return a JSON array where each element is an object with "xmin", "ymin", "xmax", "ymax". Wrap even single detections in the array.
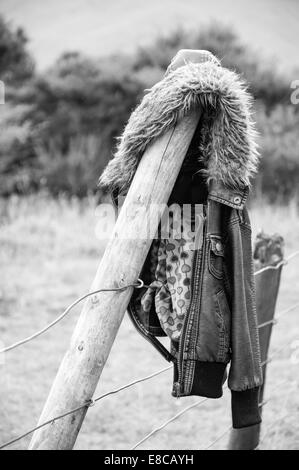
[
  {"xmin": 208, "ymin": 235, "xmax": 225, "ymax": 280},
  {"xmin": 215, "ymin": 289, "xmax": 231, "ymax": 363}
]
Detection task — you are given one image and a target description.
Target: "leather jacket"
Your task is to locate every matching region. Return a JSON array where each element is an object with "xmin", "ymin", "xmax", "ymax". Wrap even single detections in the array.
[
  {"xmin": 100, "ymin": 54, "xmax": 263, "ymax": 429},
  {"xmin": 127, "ymin": 163, "xmax": 263, "ymax": 430}
]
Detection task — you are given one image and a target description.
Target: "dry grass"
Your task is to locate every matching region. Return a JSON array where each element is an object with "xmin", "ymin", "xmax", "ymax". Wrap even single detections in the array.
[{"xmin": 0, "ymin": 193, "xmax": 298, "ymax": 450}]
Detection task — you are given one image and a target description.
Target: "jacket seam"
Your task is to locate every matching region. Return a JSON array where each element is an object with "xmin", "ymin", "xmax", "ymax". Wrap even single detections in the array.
[{"xmin": 208, "ymin": 194, "xmax": 245, "ymax": 210}]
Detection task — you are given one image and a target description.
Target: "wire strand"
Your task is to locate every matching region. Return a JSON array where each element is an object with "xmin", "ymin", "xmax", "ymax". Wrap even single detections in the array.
[
  {"xmin": 261, "ymin": 341, "xmax": 292, "ymax": 367},
  {"xmin": 131, "ymin": 340, "xmax": 296, "ymax": 451},
  {"xmin": 0, "ymin": 365, "xmax": 172, "ymax": 450},
  {"xmin": 257, "ymin": 380, "xmax": 298, "ymax": 449},
  {"xmin": 254, "ymin": 250, "xmax": 299, "ymax": 276},
  {"xmin": 204, "ymin": 426, "xmax": 232, "ymax": 450},
  {"xmin": 204, "ymin": 379, "xmax": 298, "ymax": 450},
  {"xmin": 277, "ymin": 301, "xmax": 299, "ymax": 319},
  {"xmin": 202, "ymin": 402, "xmax": 265, "ymax": 450},
  {"xmin": 1, "ymin": 328, "xmax": 296, "ymax": 450},
  {"xmin": 0, "ymin": 281, "xmax": 142, "ymax": 354},
  {"xmin": 1, "ymin": 251, "xmax": 298, "ymax": 448},
  {"xmin": 2, "ymin": 250, "xmax": 299, "ymax": 355},
  {"xmin": 258, "ymin": 301, "xmax": 299, "ymax": 330},
  {"xmin": 131, "ymin": 397, "xmax": 209, "ymax": 450}
]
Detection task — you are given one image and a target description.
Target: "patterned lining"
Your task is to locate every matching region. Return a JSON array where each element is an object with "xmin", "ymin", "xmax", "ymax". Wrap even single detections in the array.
[{"xmin": 141, "ymin": 206, "xmax": 204, "ymax": 341}]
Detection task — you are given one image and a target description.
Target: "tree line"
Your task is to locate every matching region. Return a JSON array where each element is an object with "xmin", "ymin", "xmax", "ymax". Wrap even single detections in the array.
[{"xmin": 0, "ymin": 16, "xmax": 298, "ymax": 202}]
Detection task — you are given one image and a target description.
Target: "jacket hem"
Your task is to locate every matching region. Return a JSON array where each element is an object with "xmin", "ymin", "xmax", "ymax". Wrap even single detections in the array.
[{"xmin": 173, "ymin": 361, "xmax": 227, "ymax": 399}]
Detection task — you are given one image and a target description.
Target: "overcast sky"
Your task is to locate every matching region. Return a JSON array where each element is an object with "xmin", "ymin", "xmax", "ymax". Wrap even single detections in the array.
[{"xmin": 1, "ymin": 0, "xmax": 298, "ymax": 71}]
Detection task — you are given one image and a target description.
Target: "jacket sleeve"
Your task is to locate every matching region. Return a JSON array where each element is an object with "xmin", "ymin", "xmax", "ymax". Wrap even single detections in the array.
[{"xmin": 226, "ymin": 207, "xmax": 263, "ymax": 428}]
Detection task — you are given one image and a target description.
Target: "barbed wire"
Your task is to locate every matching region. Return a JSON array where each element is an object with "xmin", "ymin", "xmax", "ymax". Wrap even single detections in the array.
[
  {"xmin": 0, "ymin": 307, "xmax": 296, "ymax": 450},
  {"xmin": 0, "ymin": 251, "xmax": 298, "ymax": 449},
  {"xmin": 258, "ymin": 301, "xmax": 299, "ymax": 330},
  {"xmin": 130, "ymin": 341, "xmax": 294, "ymax": 450},
  {"xmin": 132, "ymin": 393, "xmax": 267, "ymax": 451},
  {"xmin": 0, "ymin": 364, "xmax": 172, "ymax": 450},
  {"xmin": 4, "ymin": 328, "xmax": 291, "ymax": 452},
  {"xmin": 261, "ymin": 340, "xmax": 295, "ymax": 368},
  {"xmin": 131, "ymin": 397, "xmax": 210, "ymax": 450},
  {"xmin": 0, "ymin": 280, "xmax": 145, "ymax": 354},
  {"xmin": 257, "ymin": 380, "xmax": 298, "ymax": 450},
  {"xmin": 206, "ymin": 379, "xmax": 295, "ymax": 450},
  {"xmin": 254, "ymin": 250, "xmax": 299, "ymax": 276},
  {"xmin": 1, "ymin": 251, "xmax": 298, "ymax": 355},
  {"xmin": 204, "ymin": 426, "xmax": 232, "ymax": 450},
  {"xmin": 141, "ymin": 374, "xmax": 297, "ymax": 451}
]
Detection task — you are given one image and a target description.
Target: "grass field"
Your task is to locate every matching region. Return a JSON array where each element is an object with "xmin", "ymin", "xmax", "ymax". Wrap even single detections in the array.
[{"xmin": 0, "ymin": 194, "xmax": 299, "ymax": 450}]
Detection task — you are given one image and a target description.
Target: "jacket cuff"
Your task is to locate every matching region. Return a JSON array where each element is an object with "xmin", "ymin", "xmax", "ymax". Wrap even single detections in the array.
[
  {"xmin": 231, "ymin": 387, "xmax": 262, "ymax": 429},
  {"xmin": 208, "ymin": 180, "xmax": 249, "ymax": 209}
]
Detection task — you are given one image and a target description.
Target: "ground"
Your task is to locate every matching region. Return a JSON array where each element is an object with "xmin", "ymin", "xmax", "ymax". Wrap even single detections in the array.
[{"xmin": 0, "ymin": 194, "xmax": 298, "ymax": 450}]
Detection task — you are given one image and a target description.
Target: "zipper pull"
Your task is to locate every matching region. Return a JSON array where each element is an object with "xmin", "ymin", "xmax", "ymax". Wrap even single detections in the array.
[{"xmin": 172, "ymin": 381, "xmax": 181, "ymax": 397}]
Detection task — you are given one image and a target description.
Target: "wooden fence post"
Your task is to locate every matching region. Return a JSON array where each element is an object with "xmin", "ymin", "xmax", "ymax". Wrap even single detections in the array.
[
  {"xmin": 228, "ymin": 232, "xmax": 284, "ymax": 450},
  {"xmin": 28, "ymin": 111, "xmax": 201, "ymax": 450}
]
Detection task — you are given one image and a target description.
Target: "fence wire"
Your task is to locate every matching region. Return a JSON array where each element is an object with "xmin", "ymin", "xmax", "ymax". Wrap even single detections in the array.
[
  {"xmin": 204, "ymin": 426, "xmax": 232, "ymax": 450},
  {"xmin": 131, "ymin": 339, "xmax": 296, "ymax": 450},
  {"xmin": 0, "ymin": 332, "xmax": 295, "ymax": 451},
  {"xmin": 258, "ymin": 302, "xmax": 299, "ymax": 330},
  {"xmin": 205, "ymin": 379, "xmax": 296, "ymax": 450},
  {"xmin": 0, "ymin": 280, "xmax": 145, "ymax": 354},
  {"xmin": 257, "ymin": 380, "xmax": 298, "ymax": 450},
  {"xmin": 1, "ymin": 251, "xmax": 298, "ymax": 356},
  {"xmin": 0, "ymin": 365, "xmax": 172, "ymax": 450},
  {"xmin": 0, "ymin": 250, "xmax": 298, "ymax": 450},
  {"xmin": 131, "ymin": 397, "xmax": 210, "ymax": 450},
  {"xmin": 254, "ymin": 250, "xmax": 299, "ymax": 276}
]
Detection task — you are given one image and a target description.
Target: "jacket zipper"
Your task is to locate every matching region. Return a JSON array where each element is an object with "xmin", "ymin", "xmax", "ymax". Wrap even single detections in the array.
[{"xmin": 174, "ymin": 211, "xmax": 207, "ymax": 397}]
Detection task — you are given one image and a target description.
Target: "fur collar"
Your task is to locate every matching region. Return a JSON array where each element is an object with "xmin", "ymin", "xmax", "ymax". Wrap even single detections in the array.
[{"xmin": 99, "ymin": 62, "xmax": 259, "ymax": 193}]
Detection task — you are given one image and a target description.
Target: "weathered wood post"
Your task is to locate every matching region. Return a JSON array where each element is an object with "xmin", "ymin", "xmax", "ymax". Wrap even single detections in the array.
[
  {"xmin": 228, "ymin": 232, "xmax": 284, "ymax": 450},
  {"xmin": 28, "ymin": 110, "xmax": 201, "ymax": 450}
]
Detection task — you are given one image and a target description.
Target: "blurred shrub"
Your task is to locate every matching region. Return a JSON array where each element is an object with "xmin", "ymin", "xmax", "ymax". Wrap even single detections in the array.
[
  {"xmin": 1, "ymin": 51, "xmax": 144, "ymax": 196},
  {"xmin": 36, "ymin": 135, "xmax": 104, "ymax": 197},
  {"xmin": 0, "ymin": 15, "xmax": 35, "ymax": 85},
  {"xmin": 0, "ymin": 103, "xmax": 36, "ymax": 195},
  {"xmin": 132, "ymin": 23, "xmax": 292, "ymax": 108},
  {"xmin": 255, "ymin": 105, "xmax": 299, "ymax": 202},
  {"xmin": 30, "ymin": 52, "xmax": 143, "ymax": 151},
  {"xmin": 0, "ymin": 18, "xmax": 298, "ymax": 201}
]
